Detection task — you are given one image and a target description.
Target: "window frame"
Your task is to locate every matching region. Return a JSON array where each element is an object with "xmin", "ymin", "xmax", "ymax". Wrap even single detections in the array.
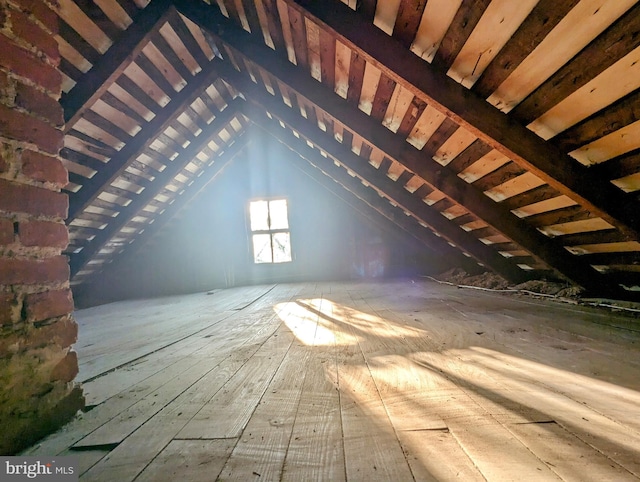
[{"xmin": 247, "ymin": 197, "xmax": 293, "ymax": 265}]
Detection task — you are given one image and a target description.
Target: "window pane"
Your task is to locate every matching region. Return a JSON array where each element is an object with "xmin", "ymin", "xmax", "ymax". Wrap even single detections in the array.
[
  {"xmin": 252, "ymin": 234, "xmax": 273, "ymax": 263},
  {"xmin": 272, "ymin": 232, "xmax": 292, "ymax": 263},
  {"xmin": 269, "ymin": 199, "xmax": 289, "ymax": 229},
  {"xmin": 249, "ymin": 201, "xmax": 269, "ymax": 231}
]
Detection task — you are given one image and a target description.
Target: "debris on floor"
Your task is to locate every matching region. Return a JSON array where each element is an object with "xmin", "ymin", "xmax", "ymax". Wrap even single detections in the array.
[
  {"xmin": 429, "ymin": 269, "xmax": 640, "ymax": 318},
  {"xmin": 431, "ymin": 268, "xmax": 582, "ymax": 298}
]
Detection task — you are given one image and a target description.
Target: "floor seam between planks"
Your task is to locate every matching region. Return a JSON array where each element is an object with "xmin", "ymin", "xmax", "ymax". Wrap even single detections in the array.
[{"xmin": 20, "ymin": 280, "xmax": 640, "ymax": 481}]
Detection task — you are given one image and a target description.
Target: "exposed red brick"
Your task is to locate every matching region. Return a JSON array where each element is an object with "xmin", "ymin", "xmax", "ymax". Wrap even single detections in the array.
[
  {"xmin": 0, "ymin": 316, "xmax": 77, "ymax": 354},
  {"xmin": 0, "ymin": 255, "xmax": 69, "ymax": 285},
  {"xmin": 21, "ymin": 150, "xmax": 67, "ymax": 186},
  {"xmin": 9, "ymin": 8, "xmax": 59, "ymax": 64},
  {"xmin": 19, "ymin": 220, "xmax": 68, "ymax": 248},
  {"xmin": 24, "ymin": 288, "xmax": 73, "ymax": 322},
  {"xmin": 49, "ymin": 316, "xmax": 77, "ymax": 348},
  {"xmin": 0, "ymin": 218, "xmax": 13, "ymax": 245},
  {"xmin": 15, "ymin": 83, "xmax": 63, "ymax": 127},
  {"xmin": 13, "ymin": 0, "xmax": 58, "ymax": 35},
  {"xmin": 0, "ymin": 145, "xmax": 8, "ymax": 172},
  {"xmin": 0, "ymin": 292, "xmax": 15, "ymax": 324},
  {"xmin": 51, "ymin": 349, "xmax": 78, "ymax": 382},
  {"xmin": 0, "ymin": 104, "xmax": 63, "ymax": 154},
  {"xmin": 0, "ymin": 179, "xmax": 68, "ymax": 218},
  {"xmin": 31, "ymin": 316, "xmax": 78, "ymax": 348},
  {"xmin": 39, "ymin": 316, "xmax": 78, "ymax": 348},
  {"xmin": 0, "ymin": 142, "xmax": 16, "ymax": 172},
  {"xmin": 0, "ymin": 69, "xmax": 12, "ymax": 103},
  {"xmin": 0, "ymin": 33, "xmax": 61, "ymax": 94}
]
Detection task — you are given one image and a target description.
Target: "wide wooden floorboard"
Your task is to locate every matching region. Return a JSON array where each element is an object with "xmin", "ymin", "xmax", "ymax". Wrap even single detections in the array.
[
  {"xmin": 281, "ymin": 297, "xmax": 345, "ymax": 482},
  {"xmin": 135, "ymin": 439, "xmax": 237, "ymax": 482},
  {"xmin": 22, "ymin": 280, "xmax": 640, "ymax": 481},
  {"xmin": 347, "ymin": 287, "xmax": 559, "ymax": 481},
  {"xmin": 75, "ymin": 285, "xmax": 277, "ymax": 381},
  {"xmin": 332, "ymin": 286, "xmax": 416, "ymax": 481}
]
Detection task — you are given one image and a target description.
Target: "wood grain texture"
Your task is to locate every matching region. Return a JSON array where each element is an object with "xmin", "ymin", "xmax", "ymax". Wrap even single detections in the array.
[
  {"xmin": 288, "ymin": 0, "xmax": 640, "ymax": 244},
  {"xmin": 512, "ymin": 2, "xmax": 640, "ymax": 125},
  {"xmin": 53, "ymin": 0, "xmax": 640, "ymax": 294},
  {"xmin": 69, "ymin": 106, "xmax": 242, "ymax": 276},
  {"xmin": 68, "ymin": 66, "xmax": 225, "ymax": 220},
  {"xmin": 244, "ymin": 101, "xmax": 531, "ymax": 282},
  {"xmin": 554, "ymin": 89, "xmax": 640, "ymax": 152},
  {"xmin": 195, "ymin": 27, "xmax": 630, "ymax": 293},
  {"xmin": 431, "ymin": 0, "xmax": 491, "ymax": 72},
  {"xmin": 24, "ymin": 280, "xmax": 640, "ymax": 480},
  {"xmin": 472, "ymin": 0, "xmax": 581, "ymax": 99},
  {"xmin": 391, "ymin": 0, "xmax": 427, "ymax": 49},
  {"xmin": 61, "ymin": 0, "xmax": 172, "ymax": 127}
]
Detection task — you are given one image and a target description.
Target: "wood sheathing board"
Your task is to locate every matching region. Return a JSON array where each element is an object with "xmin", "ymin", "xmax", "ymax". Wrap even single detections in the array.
[{"xmin": 55, "ymin": 0, "xmax": 640, "ymax": 299}]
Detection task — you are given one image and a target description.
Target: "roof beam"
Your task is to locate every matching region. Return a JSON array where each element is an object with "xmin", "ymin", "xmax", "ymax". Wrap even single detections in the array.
[
  {"xmin": 61, "ymin": 0, "xmax": 173, "ymax": 130},
  {"xmin": 253, "ymin": 121, "xmax": 486, "ymax": 275},
  {"xmin": 285, "ymin": 0, "xmax": 640, "ymax": 241},
  {"xmin": 266, "ymin": 133, "xmax": 451, "ymax": 263},
  {"xmin": 67, "ymin": 60, "xmax": 228, "ymax": 221},
  {"xmin": 356, "ymin": 0, "xmax": 377, "ymax": 22},
  {"xmin": 74, "ymin": 136, "xmax": 249, "ymax": 285},
  {"xmin": 511, "ymin": 2, "xmax": 640, "ymax": 125},
  {"xmin": 174, "ymin": 1, "xmax": 626, "ymax": 294},
  {"xmin": 431, "ymin": 0, "xmax": 491, "ymax": 72},
  {"xmin": 472, "ymin": 0, "xmax": 581, "ymax": 99},
  {"xmin": 69, "ymin": 102, "xmax": 244, "ymax": 277},
  {"xmin": 237, "ymin": 96, "xmax": 531, "ymax": 284},
  {"xmin": 392, "ymin": 0, "xmax": 428, "ymax": 49}
]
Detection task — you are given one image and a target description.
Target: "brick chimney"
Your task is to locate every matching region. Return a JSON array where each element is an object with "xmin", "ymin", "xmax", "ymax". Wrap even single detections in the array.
[{"xmin": 0, "ymin": 0, "xmax": 83, "ymax": 454}]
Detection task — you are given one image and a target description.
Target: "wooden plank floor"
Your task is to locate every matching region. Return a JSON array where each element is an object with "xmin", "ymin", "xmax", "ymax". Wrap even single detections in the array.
[{"xmin": 24, "ymin": 280, "xmax": 640, "ymax": 481}]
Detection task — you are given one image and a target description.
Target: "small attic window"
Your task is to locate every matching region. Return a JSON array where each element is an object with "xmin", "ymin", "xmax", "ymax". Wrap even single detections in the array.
[{"xmin": 249, "ymin": 199, "xmax": 292, "ymax": 264}]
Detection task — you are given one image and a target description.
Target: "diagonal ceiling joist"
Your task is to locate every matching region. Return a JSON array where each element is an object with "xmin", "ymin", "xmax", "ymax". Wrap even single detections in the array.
[
  {"xmin": 70, "ymin": 101, "xmax": 245, "ymax": 276},
  {"xmin": 61, "ymin": 0, "xmax": 173, "ymax": 130},
  {"xmin": 264, "ymin": 133, "xmax": 456, "ymax": 266},
  {"xmin": 253, "ymin": 122, "xmax": 489, "ymax": 276},
  {"xmin": 239, "ymin": 97, "xmax": 533, "ymax": 284},
  {"xmin": 173, "ymin": 1, "xmax": 627, "ymax": 296},
  {"xmin": 285, "ymin": 0, "xmax": 640, "ymax": 240},
  {"xmin": 67, "ymin": 60, "xmax": 229, "ymax": 221},
  {"xmin": 75, "ymin": 137, "xmax": 249, "ymax": 284}
]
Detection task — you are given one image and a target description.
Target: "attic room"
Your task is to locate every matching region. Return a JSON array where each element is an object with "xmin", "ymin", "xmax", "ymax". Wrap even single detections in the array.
[{"xmin": 1, "ymin": 0, "xmax": 640, "ymax": 479}]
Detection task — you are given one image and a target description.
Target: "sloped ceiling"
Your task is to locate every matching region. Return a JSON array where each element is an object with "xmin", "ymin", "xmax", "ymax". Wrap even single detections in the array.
[{"xmin": 56, "ymin": 0, "xmax": 640, "ymax": 300}]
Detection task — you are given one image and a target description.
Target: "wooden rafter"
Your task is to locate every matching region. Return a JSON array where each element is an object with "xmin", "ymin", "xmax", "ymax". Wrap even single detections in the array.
[
  {"xmin": 431, "ymin": 0, "xmax": 491, "ymax": 72},
  {"xmin": 284, "ymin": 0, "xmax": 640, "ymax": 240},
  {"xmin": 472, "ymin": 0, "xmax": 581, "ymax": 99},
  {"xmin": 356, "ymin": 0, "xmax": 377, "ymax": 22},
  {"xmin": 234, "ymin": 93, "xmax": 531, "ymax": 283},
  {"xmin": 554, "ymin": 90, "xmax": 640, "ymax": 152},
  {"xmin": 52, "ymin": 0, "xmax": 640, "ymax": 296},
  {"xmin": 511, "ymin": 2, "xmax": 640, "ymax": 125},
  {"xmin": 392, "ymin": 0, "xmax": 428, "ymax": 49},
  {"xmin": 592, "ymin": 150, "xmax": 640, "ymax": 182},
  {"xmin": 173, "ymin": 0, "xmax": 632, "ymax": 296},
  {"xmin": 266, "ymin": 131, "xmax": 456, "ymax": 264},
  {"xmin": 70, "ymin": 101, "xmax": 243, "ymax": 276},
  {"xmin": 68, "ymin": 61, "xmax": 227, "ymax": 220},
  {"xmin": 61, "ymin": 0, "xmax": 175, "ymax": 130},
  {"xmin": 76, "ymin": 134, "xmax": 250, "ymax": 283},
  {"xmin": 252, "ymin": 121, "xmax": 486, "ymax": 275}
]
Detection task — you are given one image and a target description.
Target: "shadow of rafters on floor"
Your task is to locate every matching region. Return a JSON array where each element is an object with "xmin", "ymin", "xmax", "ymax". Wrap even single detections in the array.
[{"xmin": 21, "ymin": 280, "xmax": 640, "ymax": 481}]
